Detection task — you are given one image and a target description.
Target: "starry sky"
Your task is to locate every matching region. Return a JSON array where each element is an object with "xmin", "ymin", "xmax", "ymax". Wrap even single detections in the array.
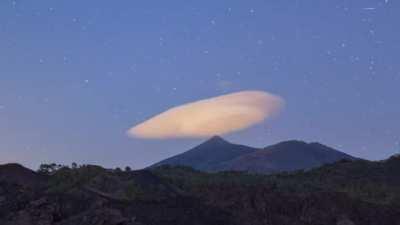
[{"xmin": 1, "ymin": 0, "xmax": 399, "ymax": 169}]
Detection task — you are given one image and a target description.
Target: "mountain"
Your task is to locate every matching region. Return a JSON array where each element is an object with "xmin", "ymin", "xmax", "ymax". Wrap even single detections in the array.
[
  {"xmin": 1, "ymin": 156, "xmax": 400, "ymax": 225},
  {"xmin": 224, "ymin": 140, "xmax": 356, "ymax": 173},
  {"xmin": 151, "ymin": 136, "xmax": 258, "ymax": 171},
  {"xmin": 152, "ymin": 138, "xmax": 357, "ymax": 174}
]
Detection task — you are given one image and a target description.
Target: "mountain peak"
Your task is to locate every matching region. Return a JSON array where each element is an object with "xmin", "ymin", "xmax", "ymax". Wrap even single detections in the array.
[
  {"xmin": 151, "ymin": 136, "xmax": 257, "ymax": 171},
  {"xmin": 203, "ymin": 135, "xmax": 229, "ymax": 145}
]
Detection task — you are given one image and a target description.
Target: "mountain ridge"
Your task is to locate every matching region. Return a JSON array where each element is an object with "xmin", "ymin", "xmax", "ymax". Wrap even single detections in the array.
[{"xmin": 152, "ymin": 137, "xmax": 357, "ymax": 173}]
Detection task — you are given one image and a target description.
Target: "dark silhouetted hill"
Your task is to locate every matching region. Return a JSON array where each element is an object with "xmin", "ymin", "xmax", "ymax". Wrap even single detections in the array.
[
  {"xmin": 151, "ymin": 136, "xmax": 258, "ymax": 171},
  {"xmin": 224, "ymin": 140, "xmax": 356, "ymax": 173},
  {"xmin": 0, "ymin": 163, "xmax": 47, "ymax": 189},
  {"xmin": 152, "ymin": 138, "xmax": 356, "ymax": 174},
  {"xmin": 1, "ymin": 155, "xmax": 400, "ymax": 225}
]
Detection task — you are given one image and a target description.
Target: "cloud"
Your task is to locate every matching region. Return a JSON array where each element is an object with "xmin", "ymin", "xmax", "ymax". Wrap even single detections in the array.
[{"xmin": 127, "ymin": 90, "xmax": 284, "ymax": 139}]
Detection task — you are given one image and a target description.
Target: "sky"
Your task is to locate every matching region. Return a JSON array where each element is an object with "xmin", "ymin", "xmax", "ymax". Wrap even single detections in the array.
[{"xmin": 0, "ymin": 0, "xmax": 399, "ymax": 169}]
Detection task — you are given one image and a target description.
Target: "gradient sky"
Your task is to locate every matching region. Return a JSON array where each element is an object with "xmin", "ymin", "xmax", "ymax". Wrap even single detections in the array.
[{"xmin": 1, "ymin": 0, "xmax": 399, "ymax": 169}]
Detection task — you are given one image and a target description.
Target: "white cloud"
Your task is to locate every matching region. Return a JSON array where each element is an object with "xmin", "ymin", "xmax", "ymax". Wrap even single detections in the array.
[{"xmin": 127, "ymin": 90, "xmax": 284, "ymax": 139}]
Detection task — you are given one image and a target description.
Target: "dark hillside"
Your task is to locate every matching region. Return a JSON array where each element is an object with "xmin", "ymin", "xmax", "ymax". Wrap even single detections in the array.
[
  {"xmin": 152, "ymin": 138, "xmax": 357, "ymax": 174},
  {"xmin": 224, "ymin": 140, "xmax": 356, "ymax": 173},
  {"xmin": 151, "ymin": 136, "xmax": 258, "ymax": 171},
  {"xmin": 1, "ymin": 156, "xmax": 400, "ymax": 225}
]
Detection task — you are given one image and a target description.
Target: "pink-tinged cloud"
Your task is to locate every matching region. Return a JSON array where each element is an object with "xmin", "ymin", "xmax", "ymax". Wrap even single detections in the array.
[{"xmin": 127, "ymin": 91, "xmax": 284, "ymax": 139}]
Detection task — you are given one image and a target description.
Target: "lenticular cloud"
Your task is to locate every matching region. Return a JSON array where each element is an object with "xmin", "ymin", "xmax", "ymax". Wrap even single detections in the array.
[{"xmin": 127, "ymin": 91, "xmax": 284, "ymax": 139}]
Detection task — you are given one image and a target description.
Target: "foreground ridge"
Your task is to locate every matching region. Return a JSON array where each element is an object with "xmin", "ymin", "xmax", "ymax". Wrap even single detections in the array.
[{"xmin": 0, "ymin": 155, "xmax": 400, "ymax": 225}]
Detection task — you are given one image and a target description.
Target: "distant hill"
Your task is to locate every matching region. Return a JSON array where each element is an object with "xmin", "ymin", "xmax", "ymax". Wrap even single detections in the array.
[
  {"xmin": 152, "ymin": 137, "xmax": 357, "ymax": 173},
  {"xmin": 224, "ymin": 140, "xmax": 356, "ymax": 173},
  {"xmin": 151, "ymin": 136, "xmax": 258, "ymax": 171}
]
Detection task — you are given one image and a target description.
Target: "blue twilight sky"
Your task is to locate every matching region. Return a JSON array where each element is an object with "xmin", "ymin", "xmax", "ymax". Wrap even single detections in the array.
[{"xmin": 0, "ymin": 0, "xmax": 399, "ymax": 169}]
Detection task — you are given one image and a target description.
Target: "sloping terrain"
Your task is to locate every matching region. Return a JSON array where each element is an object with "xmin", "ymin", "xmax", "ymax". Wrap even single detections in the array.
[
  {"xmin": 152, "ymin": 137, "xmax": 356, "ymax": 174},
  {"xmin": 151, "ymin": 136, "xmax": 258, "ymax": 171},
  {"xmin": 0, "ymin": 156, "xmax": 400, "ymax": 225},
  {"xmin": 0, "ymin": 163, "xmax": 47, "ymax": 189},
  {"xmin": 224, "ymin": 140, "xmax": 356, "ymax": 173}
]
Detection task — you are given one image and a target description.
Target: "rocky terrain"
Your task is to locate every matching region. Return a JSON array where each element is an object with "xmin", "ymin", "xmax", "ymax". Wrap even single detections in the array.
[{"xmin": 0, "ymin": 155, "xmax": 400, "ymax": 225}]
